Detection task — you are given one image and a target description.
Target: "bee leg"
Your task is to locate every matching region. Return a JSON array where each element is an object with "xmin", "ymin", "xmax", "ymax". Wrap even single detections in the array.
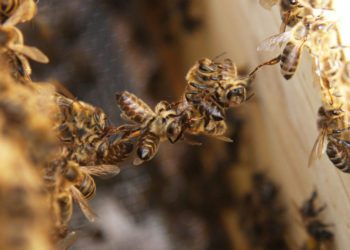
[
  {"xmin": 248, "ymin": 55, "xmax": 281, "ymax": 77},
  {"xmin": 280, "ymin": 11, "xmax": 291, "ymax": 33}
]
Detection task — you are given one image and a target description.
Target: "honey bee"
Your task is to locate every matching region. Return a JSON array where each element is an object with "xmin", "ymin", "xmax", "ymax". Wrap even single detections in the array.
[
  {"xmin": 309, "ymin": 105, "xmax": 350, "ymax": 173},
  {"xmin": 259, "ymin": 0, "xmax": 322, "ymax": 32},
  {"xmin": 0, "ymin": 25, "xmax": 49, "ymax": 81},
  {"xmin": 62, "ymin": 161, "xmax": 120, "ymax": 221},
  {"xmin": 299, "ymin": 191, "xmax": 334, "ymax": 250},
  {"xmin": 184, "ymin": 90, "xmax": 225, "ymax": 121},
  {"xmin": 55, "ymin": 94, "xmax": 137, "ymax": 166},
  {"xmin": 185, "ymin": 57, "xmax": 277, "ymax": 109},
  {"xmin": 258, "ymin": 15, "xmax": 334, "ymax": 79},
  {"xmin": 0, "ymin": 0, "xmax": 37, "ymax": 25},
  {"xmin": 308, "ymin": 106, "xmax": 346, "ymax": 166},
  {"xmin": 116, "ymin": 91, "xmax": 186, "ymax": 165}
]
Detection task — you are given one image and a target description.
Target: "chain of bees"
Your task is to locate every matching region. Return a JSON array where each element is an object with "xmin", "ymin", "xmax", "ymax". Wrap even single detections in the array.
[{"xmin": 0, "ymin": 0, "xmax": 347, "ymax": 249}]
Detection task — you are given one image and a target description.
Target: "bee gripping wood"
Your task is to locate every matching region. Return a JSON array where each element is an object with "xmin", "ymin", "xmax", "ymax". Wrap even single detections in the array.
[{"xmin": 180, "ymin": 1, "xmax": 350, "ymax": 249}]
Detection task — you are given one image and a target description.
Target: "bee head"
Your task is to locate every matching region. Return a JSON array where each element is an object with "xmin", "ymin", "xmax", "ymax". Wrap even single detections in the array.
[
  {"xmin": 64, "ymin": 161, "xmax": 81, "ymax": 183},
  {"xmin": 225, "ymin": 85, "xmax": 247, "ymax": 106}
]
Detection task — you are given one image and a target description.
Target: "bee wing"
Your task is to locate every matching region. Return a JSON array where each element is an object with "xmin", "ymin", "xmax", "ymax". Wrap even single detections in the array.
[
  {"xmin": 70, "ymin": 186, "xmax": 97, "ymax": 222},
  {"xmin": 308, "ymin": 129, "xmax": 327, "ymax": 167},
  {"xmin": 259, "ymin": 0, "xmax": 279, "ymax": 10},
  {"xmin": 8, "ymin": 44, "xmax": 49, "ymax": 63},
  {"xmin": 57, "ymin": 231, "xmax": 79, "ymax": 250},
  {"xmin": 257, "ymin": 32, "xmax": 292, "ymax": 52},
  {"xmin": 133, "ymin": 158, "xmax": 143, "ymax": 166},
  {"xmin": 3, "ymin": 0, "xmax": 37, "ymax": 26},
  {"xmin": 81, "ymin": 165, "xmax": 120, "ymax": 178},
  {"xmin": 213, "ymin": 135, "xmax": 233, "ymax": 143}
]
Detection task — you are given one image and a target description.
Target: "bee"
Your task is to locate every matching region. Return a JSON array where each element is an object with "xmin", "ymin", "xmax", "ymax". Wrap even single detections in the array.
[
  {"xmin": 185, "ymin": 57, "xmax": 278, "ymax": 108},
  {"xmin": 0, "ymin": 0, "xmax": 37, "ymax": 25},
  {"xmin": 62, "ymin": 161, "xmax": 120, "ymax": 221},
  {"xmin": 0, "ymin": 25, "xmax": 49, "ymax": 81},
  {"xmin": 259, "ymin": 0, "xmax": 322, "ymax": 32},
  {"xmin": 96, "ymin": 125, "xmax": 135, "ymax": 164},
  {"xmin": 299, "ymin": 191, "xmax": 334, "ymax": 250},
  {"xmin": 258, "ymin": 14, "xmax": 334, "ymax": 80},
  {"xmin": 116, "ymin": 91, "xmax": 186, "ymax": 165},
  {"xmin": 184, "ymin": 90, "xmax": 225, "ymax": 121},
  {"xmin": 309, "ymin": 106, "xmax": 350, "ymax": 173}
]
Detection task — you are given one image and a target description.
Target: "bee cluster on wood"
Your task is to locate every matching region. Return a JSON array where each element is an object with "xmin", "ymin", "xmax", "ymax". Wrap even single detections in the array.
[
  {"xmin": 0, "ymin": 0, "xmax": 347, "ymax": 249},
  {"xmin": 259, "ymin": 0, "xmax": 350, "ymax": 173}
]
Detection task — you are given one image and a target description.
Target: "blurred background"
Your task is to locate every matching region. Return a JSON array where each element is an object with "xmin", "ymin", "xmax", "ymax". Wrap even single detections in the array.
[{"xmin": 18, "ymin": 0, "xmax": 348, "ymax": 249}]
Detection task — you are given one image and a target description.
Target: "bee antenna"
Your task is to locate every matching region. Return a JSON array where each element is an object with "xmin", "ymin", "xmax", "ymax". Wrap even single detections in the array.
[{"xmin": 211, "ymin": 52, "xmax": 227, "ymax": 61}]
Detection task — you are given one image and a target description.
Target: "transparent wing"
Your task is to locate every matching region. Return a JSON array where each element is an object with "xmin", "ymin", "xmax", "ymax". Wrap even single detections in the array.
[
  {"xmin": 133, "ymin": 157, "xmax": 143, "ymax": 166},
  {"xmin": 213, "ymin": 135, "xmax": 233, "ymax": 143},
  {"xmin": 57, "ymin": 231, "xmax": 79, "ymax": 250},
  {"xmin": 4, "ymin": 0, "xmax": 37, "ymax": 26},
  {"xmin": 257, "ymin": 31, "xmax": 292, "ymax": 51},
  {"xmin": 81, "ymin": 165, "xmax": 120, "ymax": 178},
  {"xmin": 308, "ymin": 129, "xmax": 327, "ymax": 167},
  {"xmin": 8, "ymin": 44, "xmax": 49, "ymax": 63},
  {"xmin": 71, "ymin": 186, "xmax": 97, "ymax": 222},
  {"xmin": 259, "ymin": 0, "xmax": 279, "ymax": 10}
]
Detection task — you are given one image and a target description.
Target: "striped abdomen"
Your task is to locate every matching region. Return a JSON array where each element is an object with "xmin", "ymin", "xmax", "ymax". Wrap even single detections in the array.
[
  {"xmin": 280, "ymin": 42, "xmax": 302, "ymax": 80},
  {"xmin": 116, "ymin": 91, "xmax": 154, "ymax": 124},
  {"xmin": 76, "ymin": 173, "xmax": 96, "ymax": 200},
  {"xmin": 326, "ymin": 141, "xmax": 350, "ymax": 173},
  {"xmin": 136, "ymin": 132, "xmax": 160, "ymax": 162}
]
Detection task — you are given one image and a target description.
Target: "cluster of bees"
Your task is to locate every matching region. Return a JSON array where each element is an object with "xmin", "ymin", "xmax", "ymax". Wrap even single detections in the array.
[
  {"xmin": 0, "ymin": 0, "xmax": 345, "ymax": 249},
  {"xmin": 259, "ymin": 0, "xmax": 350, "ymax": 173},
  {"xmin": 298, "ymin": 191, "xmax": 334, "ymax": 250},
  {"xmin": 237, "ymin": 172, "xmax": 333, "ymax": 250},
  {"xmin": 239, "ymin": 172, "xmax": 289, "ymax": 249}
]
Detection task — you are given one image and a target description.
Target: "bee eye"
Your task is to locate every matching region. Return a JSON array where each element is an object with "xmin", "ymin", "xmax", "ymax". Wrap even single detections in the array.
[
  {"xmin": 226, "ymin": 87, "xmax": 243, "ymax": 100},
  {"xmin": 167, "ymin": 124, "xmax": 175, "ymax": 135}
]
